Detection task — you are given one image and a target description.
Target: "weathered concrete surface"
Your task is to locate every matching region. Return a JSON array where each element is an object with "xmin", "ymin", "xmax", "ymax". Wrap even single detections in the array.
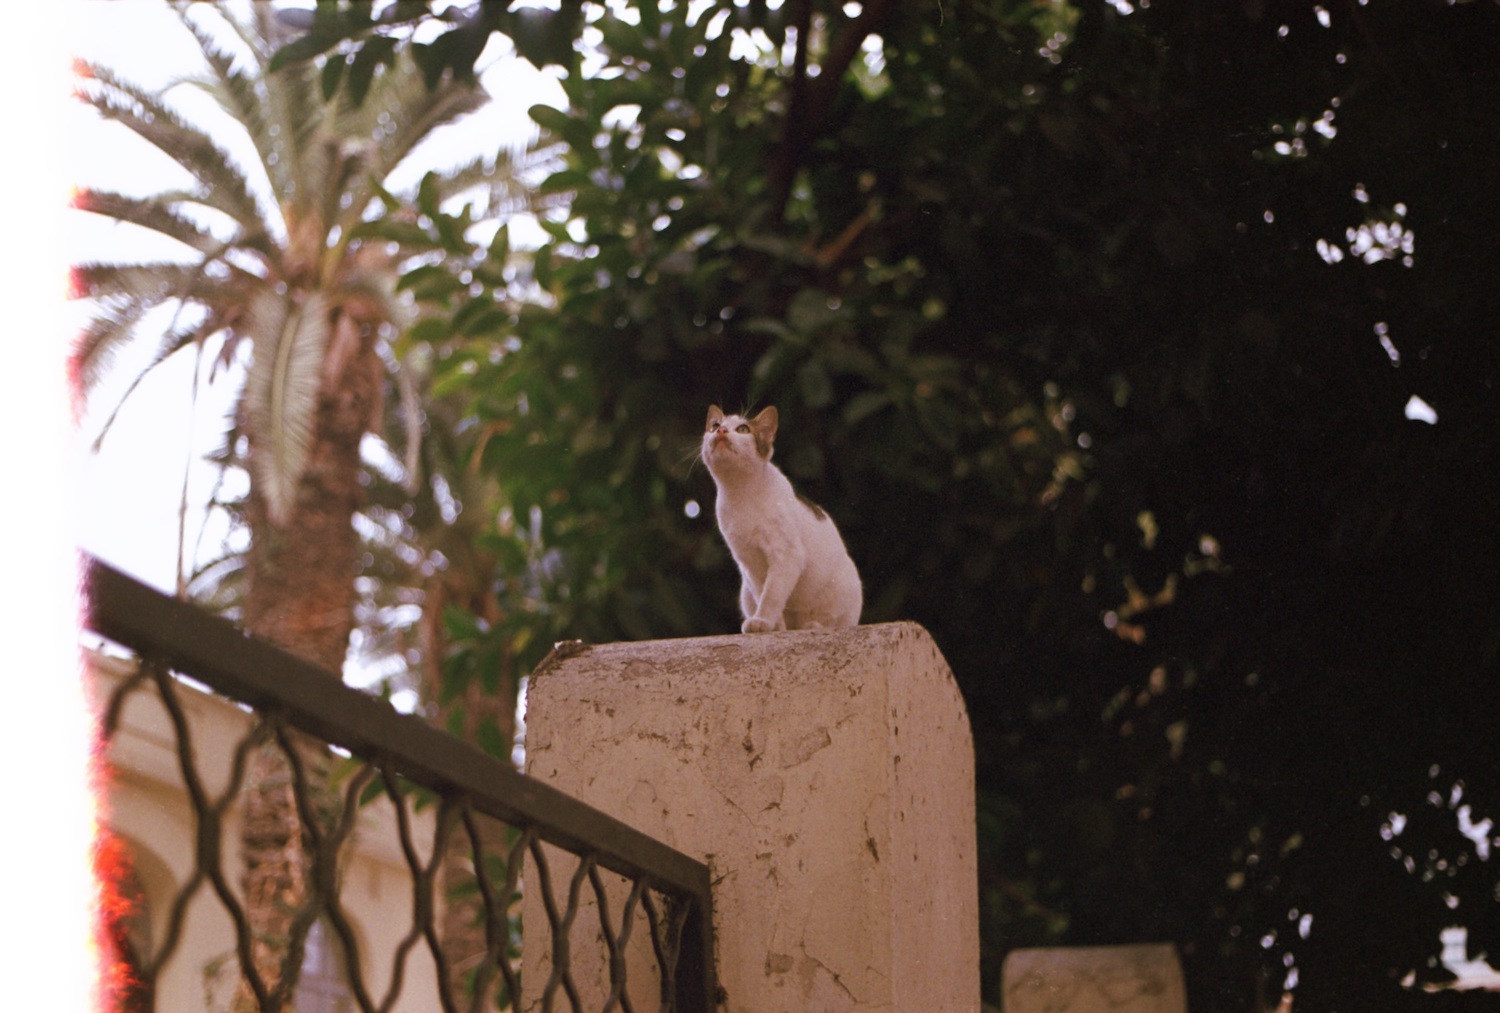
[
  {"xmin": 521, "ymin": 622, "xmax": 978, "ymax": 1012},
  {"xmin": 1002, "ymin": 945, "xmax": 1186, "ymax": 1013}
]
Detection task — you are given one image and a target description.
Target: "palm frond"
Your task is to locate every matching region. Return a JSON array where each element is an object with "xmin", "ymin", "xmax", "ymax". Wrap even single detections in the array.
[
  {"xmin": 72, "ymin": 261, "xmax": 206, "ymax": 306},
  {"xmin": 73, "ymin": 189, "xmax": 224, "ymax": 255},
  {"xmin": 184, "ymin": 549, "xmax": 247, "ymax": 620},
  {"xmin": 81, "ymin": 322, "xmax": 204, "ymax": 451},
  {"xmin": 372, "ymin": 79, "xmax": 489, "ymax": 181},
  {"xmin": 243, "ymin": 3, "xmax": 333, "ymax": 222},
  {"xmin": 171, "ymin": 5, "xmax": 284, "ymax": 195},
  {"xmin": 333, "ymin": 65, "xmax": 489, "ymax": 230},
  {"xmin": 208, "ymin": 0, "xmax": 276, "ymax": 66},
  {"xmin": 70, "ymin": 257, "xmax": 234, "ymax": 401},
  {"xmin": 72, "ymin": 260, "xmax": 262, "ymax": 311},
  {"xmin": 174, "ymin": 1, "xmax": 327, "ymax": 231},
  {"xmin": 428, "ymin": 149, "xmax": 548, "ymax": 221},
  {"xmin": 71, "ymin": 300, "xmax": 154, "ymax": 396},
  {"xmin": 78, "ymin": 61, "xmax": 267, "ymax": 233},
  {"xmin": 243, "ymin": 291, "xmax": 331, "ymax": 526}
]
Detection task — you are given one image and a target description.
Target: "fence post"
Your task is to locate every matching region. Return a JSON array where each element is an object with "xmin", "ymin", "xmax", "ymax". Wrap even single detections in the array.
[{"xmin": 521, "ymin": 621, "xmax": 979, "ymax": 1011}]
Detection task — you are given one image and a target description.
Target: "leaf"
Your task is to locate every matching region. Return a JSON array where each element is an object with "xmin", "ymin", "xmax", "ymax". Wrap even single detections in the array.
[
  {"xmin": 529, "ymin": 103, "xmax": 574, "ymax": 134},
  {"xmin": 487, "ymin": 223, "xmax": 511, "ymax": 266},
  {"xmin": 394, "ymin": 263, "xmax": 446, "ymax": 294},
  {"xmin": 357, "ymin": 774, "xmax": 387, "ymax": 807},
  {"xmin": 511, "ymin": 8, "xmax": 568, "ymax": 69},
  {"xmin": 532, "ymin": 246, "xmax": 555, "ymax": 289},
  {"xmin": 442, "ymin": 604, "xmax": 488, "ymax": 640},
  {"xmin": 538, "ymin": 167, "xmax": 591, "ymax": 196},
  {"xmin": 403, "ymin": 317, "xmax": 451, "ymax": 347},
  {"xmin": 434, "ymin": 205, "xmax": 473, "ymax": 255},
  {"xmin": 798, "ymin": 359, "xmax": 833, "ymax": 409},
  {"xmin": 427, "ymin": 18, "xmax": 491, "ymax": 84},
  {"xmin": 737, "ymin": 232, "xmax": 812, "ymax": 264},
  {"xmin": 843, "ymin": 390, "xmax": 893, "ymax": 426},
  {"xmin": 478, "ymin": 646, "xmax": 503, "ymax": 694},
  {"xmin": 457, "ymin": 305, "xmax": 509, "ymax": 338},
  {"xmin": 410, "ymin": 40, "xmax": 447, "ymax": 90},
  {"xmin": 452, "ymin": 298, "xmax": 506, "ymax": 337},
  {"xmin": 396, "ymin": 264, "xmax": 465, "ymax": 302},
  {"xmin": 243, "ymin": 291, "xmax": 331, "ymax": 526},
  {"xmin": 440, "ymin": 652, "xmax": 471, "ymax": 703},
  {"xmin": 476, "ymin": 718, "xmax": 508, "ymax": 759},
  {"xmin": 320, "ymin": 53, "xmax": 347, "ymax": 101},
  {"xmin": 416, "ymin": 170, "xmax": 443, "ymax": 220},
  {"xmin": 741, "ymin": 317, "xmax": 801, "ymax": 344},
  {"xmin": 787, "ymin": 288, "xmax": 838, "ymax": 337},
  {"xmin": 350, "ymin": 218, "xmax": 437, "ymax": 248},
  {"xmin": 346, "ymin": 35, "xmax": 397, "ymax": 107},
  {"xmin": 268, "ymin": 31, "xmax": 345, "ymax": 74}
]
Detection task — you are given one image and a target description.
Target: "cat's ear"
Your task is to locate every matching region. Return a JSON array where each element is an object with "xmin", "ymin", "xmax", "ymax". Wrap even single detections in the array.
[
  {"xmin": 706, "ymin": 404, "xmax": 725, "ymax": 430},
  {"xmin": 749, "ymin": 405, "xmax": 778, "ymax": 458}
]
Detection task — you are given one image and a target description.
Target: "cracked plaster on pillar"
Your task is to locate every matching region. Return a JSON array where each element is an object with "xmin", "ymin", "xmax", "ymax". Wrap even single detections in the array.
[{"xmin": 521, "ymin": 622, "xmax": 978, "ymax": 1012}]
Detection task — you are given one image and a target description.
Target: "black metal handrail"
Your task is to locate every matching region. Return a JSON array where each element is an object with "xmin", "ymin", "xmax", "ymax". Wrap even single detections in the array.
[{"xmin": 83, "ymin": 554, "xmax": 717, "ymax": 1012}]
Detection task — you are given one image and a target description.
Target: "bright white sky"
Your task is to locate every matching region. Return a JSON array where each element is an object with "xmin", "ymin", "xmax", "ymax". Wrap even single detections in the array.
[{"xmin": 66, "ymin": 0, "xmax": 564, "ymax": 594}]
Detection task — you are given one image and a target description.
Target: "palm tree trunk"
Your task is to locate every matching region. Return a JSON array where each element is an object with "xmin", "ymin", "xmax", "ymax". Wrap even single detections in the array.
[
  {"xmin": 234, "ymin": 306, "xmax": 380, "ymax": 1011},
  {"xmin": 242, "ymin": 308, "xmax": 379, "ymax": 673}
]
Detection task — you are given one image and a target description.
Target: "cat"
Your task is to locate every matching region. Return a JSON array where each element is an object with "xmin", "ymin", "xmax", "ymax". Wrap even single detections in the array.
[{"xmin": 701, "ymin": 405, "xmax": 862, "ymax": 632}]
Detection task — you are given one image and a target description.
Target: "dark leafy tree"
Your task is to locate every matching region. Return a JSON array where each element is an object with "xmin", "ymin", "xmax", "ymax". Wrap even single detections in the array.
[{"xmin": 281, "ymin": 1, "xmax": 1500, "ymax": 1009}]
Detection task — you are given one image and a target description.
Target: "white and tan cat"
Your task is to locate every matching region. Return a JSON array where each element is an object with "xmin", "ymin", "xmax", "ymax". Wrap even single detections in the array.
[{"xmin": 701, "ymin": 405, "xmax": 862, "ymax": 632}]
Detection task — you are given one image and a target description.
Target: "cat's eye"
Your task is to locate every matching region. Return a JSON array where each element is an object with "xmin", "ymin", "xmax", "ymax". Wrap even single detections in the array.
[{"xmin": 736, "ymin": 424, "xmax": 750, "ymax": 433}]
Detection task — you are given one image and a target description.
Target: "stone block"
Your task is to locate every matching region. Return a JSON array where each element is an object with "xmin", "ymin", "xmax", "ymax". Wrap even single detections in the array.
[{"xmin": 1002, "ymin": 945, "xmax": 1186, "ymax": 1013}]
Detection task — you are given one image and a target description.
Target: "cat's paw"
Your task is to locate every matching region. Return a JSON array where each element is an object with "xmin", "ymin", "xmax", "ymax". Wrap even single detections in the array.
[{"xmin": 742, "ymin": 616, "xmax": 779, "ymax": 633}]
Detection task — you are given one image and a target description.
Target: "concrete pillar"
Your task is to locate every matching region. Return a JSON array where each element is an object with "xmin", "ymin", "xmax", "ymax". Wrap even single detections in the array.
[{"xmin": 521, "ymin": 622, "xmax": 978, "ymax": 1012}]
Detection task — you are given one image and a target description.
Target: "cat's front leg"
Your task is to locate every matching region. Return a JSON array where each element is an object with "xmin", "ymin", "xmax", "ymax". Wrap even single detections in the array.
[
  {"xmin": 743, "ymin": 565, "xmax": 796, "ymax": 633},
  {"xmin": 739, "ymin": 579, "xmax": 759, "ymax": 629}
]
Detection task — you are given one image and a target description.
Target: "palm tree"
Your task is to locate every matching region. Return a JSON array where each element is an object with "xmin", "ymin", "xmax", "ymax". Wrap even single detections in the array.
[{"xmin": 72, "ymin": 3, "xmax": 504, "ymax": 1006}]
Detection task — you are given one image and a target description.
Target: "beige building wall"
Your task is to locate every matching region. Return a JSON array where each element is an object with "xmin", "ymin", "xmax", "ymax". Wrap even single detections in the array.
[
  {"xmin": 522, "ymin": 622, "xmax": 980, "ymax": 1012},
  {"xmin": 89, "ymin": 652, "xmax": 440, "ymax": 1011}
]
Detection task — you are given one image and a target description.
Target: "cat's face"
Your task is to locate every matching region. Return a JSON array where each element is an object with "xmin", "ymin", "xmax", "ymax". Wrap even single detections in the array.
[{"xmin": 703, "ymin": 405, "xmax": 778, "ymax": 474}]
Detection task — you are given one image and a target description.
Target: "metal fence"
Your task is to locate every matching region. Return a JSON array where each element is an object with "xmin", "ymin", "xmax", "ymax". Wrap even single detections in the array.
[{"xmin": 84, "ymin": 556, "xmax": 717, "ymax": 1013}]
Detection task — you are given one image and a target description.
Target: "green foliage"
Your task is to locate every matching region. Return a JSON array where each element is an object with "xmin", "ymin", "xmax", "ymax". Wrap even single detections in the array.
[
  {"xmin": 270, "ymin": 0, "xmax": 581, "ymax": 85},
  {"xmin": 305, "ymin": 1, "xmax": 1500, "ymax": 1009}
]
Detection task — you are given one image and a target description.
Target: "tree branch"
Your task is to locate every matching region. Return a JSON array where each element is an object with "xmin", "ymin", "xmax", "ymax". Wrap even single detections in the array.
[{"xmin": 767, "ymin": 0, "xmax": 896, "ymax": 225}]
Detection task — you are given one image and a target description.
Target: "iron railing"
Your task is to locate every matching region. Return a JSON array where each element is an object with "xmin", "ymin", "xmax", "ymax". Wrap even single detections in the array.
[{"xmin": 83, "ymin": 555, "xmax": 717, "ymax": 1012}]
